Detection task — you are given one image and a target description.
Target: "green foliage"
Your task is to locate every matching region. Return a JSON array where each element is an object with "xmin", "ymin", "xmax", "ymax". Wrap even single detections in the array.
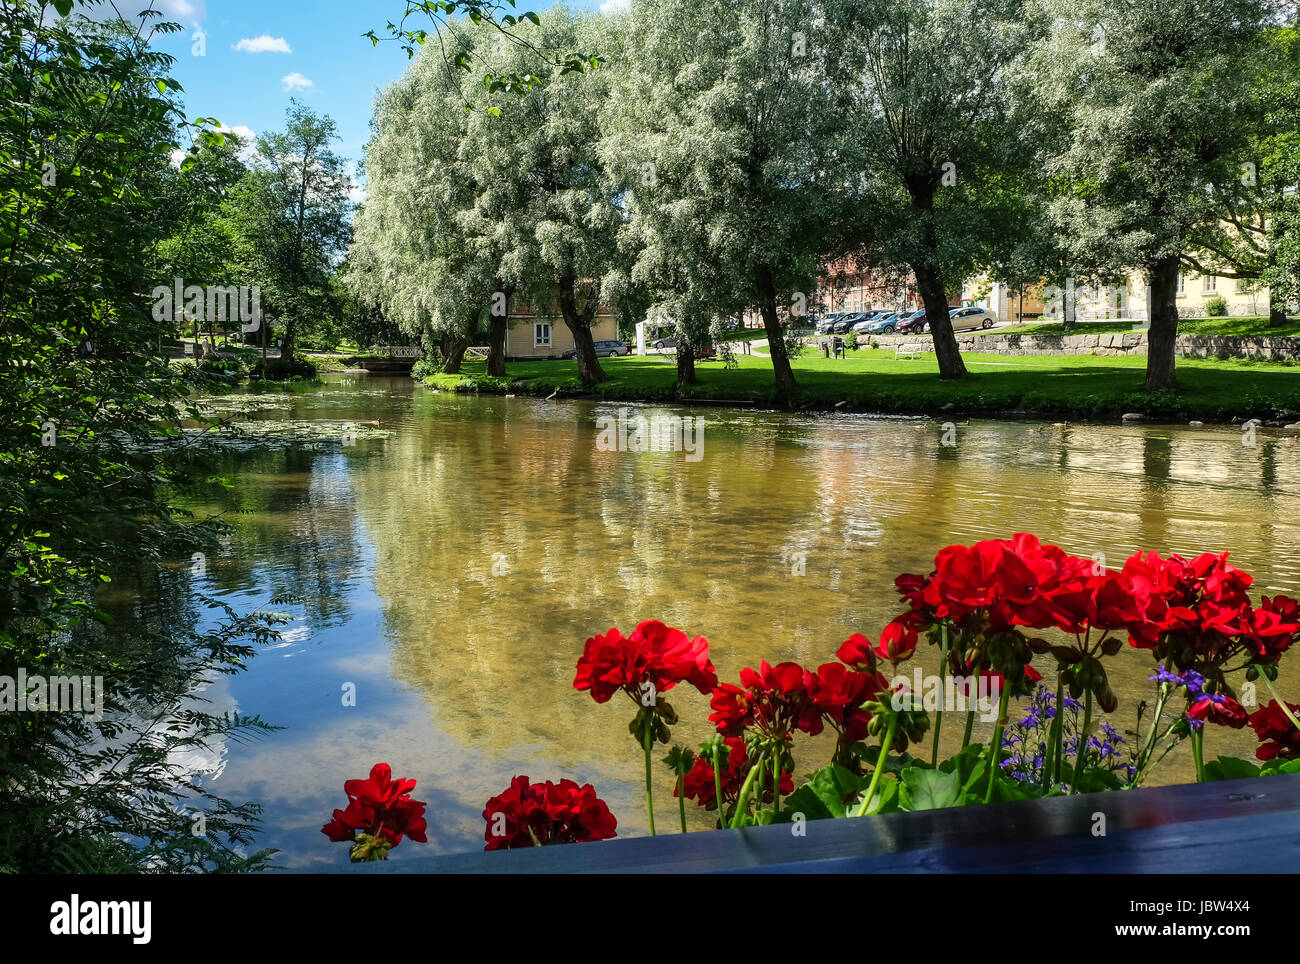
[
  {"xmin": 1205, "ymin": 295, "xmax": 1229, "ymax": 316},
  {"xmin": 0, "ymin": 0, "xmax": 277, "ymax": 872}
]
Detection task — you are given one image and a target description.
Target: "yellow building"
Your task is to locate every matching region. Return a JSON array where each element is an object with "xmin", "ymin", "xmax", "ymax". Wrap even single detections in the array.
[{"xmin": 504, "ymin": 303, "xmax": 619, "ymax": 359}]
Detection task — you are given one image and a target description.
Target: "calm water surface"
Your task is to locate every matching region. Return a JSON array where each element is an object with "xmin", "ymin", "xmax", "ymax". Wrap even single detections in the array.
[{"xmin": 187, "ymin": 374, "xmax": 1300, "ymax": 867}]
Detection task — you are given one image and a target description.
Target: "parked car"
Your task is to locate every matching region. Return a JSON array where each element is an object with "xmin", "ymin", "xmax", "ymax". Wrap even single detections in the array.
[
  {"xmin": 829, "ymin": 313, "xmax": 860, "ymax": 334},
  {"xmin": 816, "ymin": 312, "xmax": 843, "ymax": 334},
  {"xmin": 896, "ymin": 309, "xmax": 929, "ymax": 334},
  {"xmin": 852, "ymin": 310, "xmax": 888, "ymax": 333},
  {"xmin": 561, "ymin": 340, "xmax": 631, "ymax": 359},
  {"xmin": 860, "ymin": 311, "xmax": 903, "ymax": 334},
  {"xmin": 949, "ymin": 306, "xmax": 998, "ymax": 331},
  {"xmin": 652, "ymin": 334, "xmax": 676, "ymax": 349}
]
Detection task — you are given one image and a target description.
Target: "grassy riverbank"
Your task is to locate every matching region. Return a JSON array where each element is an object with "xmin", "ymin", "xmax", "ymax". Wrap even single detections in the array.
[{"xmin": 422, "ymin": 349, "xmax": 1300, "ymax": 422}]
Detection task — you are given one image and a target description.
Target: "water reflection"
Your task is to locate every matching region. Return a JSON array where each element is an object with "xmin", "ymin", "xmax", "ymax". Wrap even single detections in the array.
[{"xmin": 184, "ymin": 376, "xmax": 1300, "ymax": 866}]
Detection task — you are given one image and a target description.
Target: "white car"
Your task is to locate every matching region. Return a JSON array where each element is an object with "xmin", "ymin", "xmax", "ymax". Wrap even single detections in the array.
[{"xmin": 949, "ymin": 306, "xmax": 998, "ymax": 331}]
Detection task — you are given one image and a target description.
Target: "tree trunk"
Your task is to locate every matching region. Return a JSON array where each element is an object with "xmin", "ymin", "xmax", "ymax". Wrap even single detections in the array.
[
  {"xmin": 487, "ymin": 280, "xmax": 512, "ymax": 376},
  {"xmin": 1268, "ymin": 293, "xmax": 1287, "ymax": 327},
  {"xmin": 441, "ymin": 331, "xmax": 468, "ymax": 374},
  {"xmin": 487, "ymin": 314, "xmax": 508, "ymax": 376},
  {"xmin": 1145, "ymin": 254, "xmax": 1180, "ymax": 392},
  {"xmin": 557, "ymin": 274, "xmax": 607, "ymax": 387},
  {"xmin": 913, "ymin": 262, "xmax": 967, "ymax": 379},
  {"xmin": 756, "ymin": 263, "xmax": 796, "ymax": 406},
  {"xmin": 676, "ymin": 341, "xmax": 696, "ymax": 390}
]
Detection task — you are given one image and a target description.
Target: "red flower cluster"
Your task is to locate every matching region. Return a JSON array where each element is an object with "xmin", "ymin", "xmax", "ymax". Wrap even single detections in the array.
[
  {"xmin": 677, "ymin": 736, "xmax": 794, "ymax": 811},
  {"xmin": 895, "ymin": 536, "xmax": 1300, "ymax": 677},
  {"xmin": 1119, "ymin": 552, "xmax": 1299, "ymax": 668},
  {"xmin": 574, "ymin": 620, "xmax": 717, "ymax": 704},
  {"xmin": 1250, "ymin": 700, "xmax": 1300, "ymax": 761},
  {"xmin": 483, "ymin": 776, "xmax": 617, "ymax": 850},
  {"xmin": 710, "ymin": 657, "xmax": 891, "ymax": 751},
  {"xmin": 321, "ymin": 763, "xmax": 428, "ymax": 852}
]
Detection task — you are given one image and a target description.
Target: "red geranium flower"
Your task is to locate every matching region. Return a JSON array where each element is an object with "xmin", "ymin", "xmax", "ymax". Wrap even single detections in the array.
[
  {"xmin": 709, "ymin": 660, "xmax": 812, "ymax": 740},
  {"xmin": 873, "ymin": 620, "xmax": 918, "ymax": 665},
  {"xmin": 573, "ymin": 620, "xmax": 717, "ymax": 704},
  {"xmin": 1188, "ymin": 693, "xmax": 1249, "ymax": 729},
  {"xmin": 483, "ymin": 776, "xmax": 618, "ymax": 850},
  {"xmin": 321, "ymin": 763, "xmax": 428, "ymax": 858},
  {"xmin": 1249, "ymin": 700, "xmax": 1300, "ymax": 761},
  {"xmin": 804, "ymin": 661, "xmax": 889, "ymax": 744},
  {"xmin": 836, "ymin": 632, "xmax": 877, "ymax": 672}
]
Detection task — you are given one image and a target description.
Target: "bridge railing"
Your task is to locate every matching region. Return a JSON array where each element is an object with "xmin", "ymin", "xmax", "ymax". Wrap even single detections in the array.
[{"xmin": 369, "ymin": 346, "xmax": 423, "ymax": 359}]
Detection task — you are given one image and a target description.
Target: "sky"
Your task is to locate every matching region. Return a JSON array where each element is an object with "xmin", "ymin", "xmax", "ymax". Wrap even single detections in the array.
[{"xmin": 130, "ymin": 0, "xmax": 623, "ymax": 175}]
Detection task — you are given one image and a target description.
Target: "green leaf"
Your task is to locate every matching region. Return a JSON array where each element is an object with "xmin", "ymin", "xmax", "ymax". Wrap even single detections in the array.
[
  {"xmin": 898, "ymin": 766, "xmax": 963, "ymax": 811},
  {"xmin": 1205, "ymin": 756, "xmax": 1264, "ymax": 781},
  {"xmin": 53, "ymin": 0, "xmax": 73, "ymax": 16},
  {"xmin": 776, "ymin": 764, "xmax": 869, "ymax": 821}
]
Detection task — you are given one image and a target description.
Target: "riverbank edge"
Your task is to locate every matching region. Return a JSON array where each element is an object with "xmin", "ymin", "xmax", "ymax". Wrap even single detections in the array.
[{"xmin": 418, "ymin": 371, "xmax": 1300, "ymax": 427}]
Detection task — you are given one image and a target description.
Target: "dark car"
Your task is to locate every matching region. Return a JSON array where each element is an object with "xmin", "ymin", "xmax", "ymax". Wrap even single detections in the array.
[
  {"xmin": 816, "ymin": 312, "xmax": 842, "ymax": 334},
  {"xmin": 829, "ymin": 312, "xmax": 861, "ymax": 334},
  {"xmin": 896, "ymin": 309, "xmax": 929, "ymax": 334}
]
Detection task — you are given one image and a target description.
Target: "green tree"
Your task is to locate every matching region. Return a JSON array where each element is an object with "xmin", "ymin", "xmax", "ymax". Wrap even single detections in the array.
[
  {"xmin": 833, "ymin": 0, "xmax": 1036, "ymax": 379},
  {"xmin": 1184, "ymin": 24, "xmax": 1300, "ymax": 325},
  {"xmin": 1027, "ymin": 0, "xmax": 1275, "ymax": 390},
  {"xmin": 0, "ymin": 0, "xmax": 275, "ymax": 872},
  {"xmin": 236, "ymin": 101, "xmax": 353, "ymax": 365},
  {"xmin": 608, "ymin": 0, "xmax": 845, "ymax": 405}
]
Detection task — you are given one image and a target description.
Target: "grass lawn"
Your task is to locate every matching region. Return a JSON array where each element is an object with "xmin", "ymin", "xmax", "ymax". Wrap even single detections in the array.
[
  {"xmin": 982, "ymin": 317, "xmax": 1300, "ymax": 338},
  {"xmin": 422, "ymin": 347, "xmax": 1300, "ymax": 422}
]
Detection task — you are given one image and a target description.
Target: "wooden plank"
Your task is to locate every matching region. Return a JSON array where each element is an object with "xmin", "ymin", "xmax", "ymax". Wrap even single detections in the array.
[{"xmin": 342, "ymin": 774, "xmax": 1300, "ymax": 875}]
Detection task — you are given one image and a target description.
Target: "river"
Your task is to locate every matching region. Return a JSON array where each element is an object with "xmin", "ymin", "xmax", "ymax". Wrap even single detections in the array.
[{"xmin": 181, "ymin": 374, "xmax": 1300, "ymax": 867}]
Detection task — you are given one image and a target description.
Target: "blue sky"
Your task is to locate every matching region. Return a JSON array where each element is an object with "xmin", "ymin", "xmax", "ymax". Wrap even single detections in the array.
[{"xmin": 137, "ymin": 0, "xmax": 618, "ymax": 171}]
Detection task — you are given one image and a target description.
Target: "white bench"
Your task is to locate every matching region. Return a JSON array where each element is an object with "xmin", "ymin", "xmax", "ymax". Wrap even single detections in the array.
[{"xmin": 895, "ymin": 342, "xmax": 928, "ymax": 359}]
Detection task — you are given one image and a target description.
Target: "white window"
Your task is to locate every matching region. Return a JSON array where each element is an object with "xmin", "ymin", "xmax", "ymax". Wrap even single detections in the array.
[
  {"xmin": 1176, "ymin": 273, "xmax": 1185, "ymax": 295},
  {"xmin": 534, "ymin": 322, "xmax": 551, "ymax": 348},
  {"xmin": 1202, "ymin": 275, "xmax": 1217, "ymax": 294}
]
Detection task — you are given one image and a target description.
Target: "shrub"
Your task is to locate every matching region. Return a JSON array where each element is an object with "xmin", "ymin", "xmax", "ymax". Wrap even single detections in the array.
[{"xmin": 1205, "ymin": 295, "xmax": 1229, "ymax": 317}]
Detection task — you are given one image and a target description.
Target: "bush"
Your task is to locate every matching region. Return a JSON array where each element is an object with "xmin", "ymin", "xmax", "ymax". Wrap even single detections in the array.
[
  {"xmin": 844, "ymin": 331, "xmax": 859, "ymax": 351},
  {"xmin": 1205, "ymin": 295, "xmax": 1228, "ymax": 317}
]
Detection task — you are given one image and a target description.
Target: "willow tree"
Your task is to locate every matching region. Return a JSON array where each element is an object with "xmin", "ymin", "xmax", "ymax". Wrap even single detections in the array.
[
  {"xmin": 830, "ymin": 0, "xmax": 1035, "ymax": 380},
  {"xmin": 347, "ymin": 31, "xmax": 499, "ymax": 374},
  {"xmin": 601, "ymin": 0, "xmax": 846, "ymax": 405},
  {"xmin": 600, "ymin": 0, "xmax": 738, "ymax": 391},
  {"xmin": 1027, "ymin": 0, "xmax": 1276, "ymax": 391},
  {"xmin": 458, "ymin": 11, "xmax": 623, "ymax": 388}
]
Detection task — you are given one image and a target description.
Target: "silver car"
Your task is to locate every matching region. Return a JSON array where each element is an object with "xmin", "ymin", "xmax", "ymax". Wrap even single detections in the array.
[{"xmin": 949, "ymin": 306, "xmax": 998, "ymax": 331}]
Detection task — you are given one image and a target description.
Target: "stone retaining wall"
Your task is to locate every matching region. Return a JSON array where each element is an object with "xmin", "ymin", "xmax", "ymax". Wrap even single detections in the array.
[{"xmin": 865, "ymin": 331, "xmax": 1300, "ymax": 361}]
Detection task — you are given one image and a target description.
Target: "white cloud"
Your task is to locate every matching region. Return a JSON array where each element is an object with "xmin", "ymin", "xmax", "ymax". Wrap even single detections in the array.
[
  {"xmin": 281, "ymin": 72, "xmax": 313, "ymax": 92},
  {"xmin": 599, "ymin": 0, "xmax": 631, "ymax": 12},
  {"xmin": 157, "ymin": 0, "xmax": 205, "ymax": 24},
  {"xmin": 234, "ymin": 35, "xmax": 291, "ymax": 54}
]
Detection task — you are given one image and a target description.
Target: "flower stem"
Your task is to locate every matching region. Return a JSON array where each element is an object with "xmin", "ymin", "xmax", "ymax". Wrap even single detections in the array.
[
  {"xmin": 641, "ymin": 720, "xmax": 656, "ymax": 837},
  {"xmin": 1191, "ymin": 725, "xmax": 1206, "ymax": 783},
  {"xmin": 1047, "ymin": 673, "xmax": 1066, "ymax": 788},
  {"xmin": 729, "ymin": 757, "xmax": 763, "ymax": 828},
  {"xmin": 1260, "ymin": 673, "xmax": 1300, "ymax": 732},
  {"xmin": 712, "ymin": 750, "xmax": 725, "ymax": 827},
  {"xmin": 677, "ymin": 771, "xmax": 688, "ymax": 833},
  {"xmin": 853, "ymin": 713, "xmax": 898, "ymax": 818},
  {"xmin": 1068, "ymin": 689, "xmax": 1093, "ymax": 796},
  {"xmin": 771, "ymin": 749, "xmax": 781, "ymax": 817},
  {"xmin": 962, "ymin": 707, "xmax": 975, "ymax": 750},
  {"xmin": 983, "ymin": 679, "xmax": 1012, "ymax": 805},
  {"xmin": 1132, "ymin": 682, "xmax": 1171, "ymax": 786},
  {"xmin": 932, "ymin": 623, "xmax": 949, "ymax": 766}
]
